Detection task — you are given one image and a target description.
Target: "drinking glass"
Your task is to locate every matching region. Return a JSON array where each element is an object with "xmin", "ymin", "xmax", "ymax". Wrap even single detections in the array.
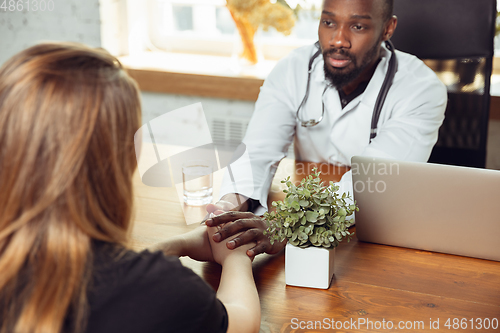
[{"xmin": 182, "ymin": 160, "xmax": 213, "ymax": 206}]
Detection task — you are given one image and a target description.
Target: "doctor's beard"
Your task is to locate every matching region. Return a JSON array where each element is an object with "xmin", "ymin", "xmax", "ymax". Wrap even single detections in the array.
[{"xmin": 323, "ymin": 38, "xmax": 381, "ymax": 90}]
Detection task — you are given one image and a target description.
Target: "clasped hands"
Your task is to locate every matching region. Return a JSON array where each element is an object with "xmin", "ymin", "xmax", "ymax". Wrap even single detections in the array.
[
  {"xmin": 176, "ymin": 194, "xmax": 285, "ymax": 264},
  {"xmin": 204, "ymin": 194, "xmax": 286, "ymax": 258}
]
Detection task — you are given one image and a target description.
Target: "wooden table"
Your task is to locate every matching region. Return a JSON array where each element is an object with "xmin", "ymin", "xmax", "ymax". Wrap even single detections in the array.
[{"xmin": 130, "ymin": 160, "xmax": 500, "ymax": 333}]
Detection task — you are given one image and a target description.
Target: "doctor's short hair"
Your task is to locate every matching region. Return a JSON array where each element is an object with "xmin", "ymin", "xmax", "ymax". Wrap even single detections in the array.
[
  {"xmin": 382, "ymin": 0, "xmax": 394, "ymax": 22},
  {"xmin": 321, "ymin": 0, "xmax": 393, "ymax": 23}
]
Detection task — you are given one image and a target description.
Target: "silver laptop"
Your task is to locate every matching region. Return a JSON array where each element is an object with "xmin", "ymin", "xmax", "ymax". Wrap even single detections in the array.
[{"xmin": 351, "ymin": 156, "xmax": 500, "ymax": 261}]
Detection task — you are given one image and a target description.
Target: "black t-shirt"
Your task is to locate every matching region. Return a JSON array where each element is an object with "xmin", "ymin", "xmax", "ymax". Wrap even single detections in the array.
[{"xmin": 83, "ymin": 241, "xmax": 228, "ymax": 333}]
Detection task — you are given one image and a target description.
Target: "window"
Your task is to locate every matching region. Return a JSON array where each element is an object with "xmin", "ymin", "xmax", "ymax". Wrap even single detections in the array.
[
  {"xmin": 495, "ymin": 2, "xmax": 500, "ymax": 57},
  {"xmin": 124, "ymin": 0, "xmax": 322, "ymax": 60},
  {"xmin": 101, "ymin": 1, "xmax": 500, "ymax": 76}
]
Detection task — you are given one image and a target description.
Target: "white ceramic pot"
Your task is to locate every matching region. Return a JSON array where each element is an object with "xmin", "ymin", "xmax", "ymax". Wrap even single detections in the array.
[{"xmin": 285, "ymin": 243, "xmax": 335, "ymax": 289}]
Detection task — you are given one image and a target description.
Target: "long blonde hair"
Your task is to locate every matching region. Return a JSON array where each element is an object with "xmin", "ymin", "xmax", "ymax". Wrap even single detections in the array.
[{"xmin": 0, "ymin": 43, "xmax": 141, "ymax": 333}]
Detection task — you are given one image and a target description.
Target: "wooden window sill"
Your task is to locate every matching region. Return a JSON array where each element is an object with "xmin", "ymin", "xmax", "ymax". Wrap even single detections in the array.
[{"xmin": 120, "ymin": 52, "xmax": 269, "ymax": 101}]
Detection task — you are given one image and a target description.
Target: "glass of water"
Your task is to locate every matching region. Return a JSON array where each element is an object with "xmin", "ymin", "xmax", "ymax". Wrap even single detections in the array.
[{"xmin": 182, "ymin": 160, "xmax": 213, "ymax": 206}]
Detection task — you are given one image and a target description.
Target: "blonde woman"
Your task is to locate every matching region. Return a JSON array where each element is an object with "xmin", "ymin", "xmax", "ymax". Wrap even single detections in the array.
[{"xmin": 0, "ymin": 43, "xmax": 260, "ymax": 333}]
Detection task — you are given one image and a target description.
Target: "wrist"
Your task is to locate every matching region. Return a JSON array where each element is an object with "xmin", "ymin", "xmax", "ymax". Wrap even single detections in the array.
[
  {"xmin": 220, "ymin": 251, "xmax": 253, "ymax": 267},
  {"xmin": 176, "ymin": 234, "xmax": 189, "ymax": 257}
]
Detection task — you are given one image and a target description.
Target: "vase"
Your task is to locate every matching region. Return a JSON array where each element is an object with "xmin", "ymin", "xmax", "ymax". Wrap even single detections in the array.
[{"xmin": 285, "ymin": 243, "xmax": 335, "ymax": 289}]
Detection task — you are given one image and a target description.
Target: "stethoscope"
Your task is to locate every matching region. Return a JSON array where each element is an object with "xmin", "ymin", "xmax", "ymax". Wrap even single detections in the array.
[{"xmin": 296, "ymin": 40, "xmax": 398, "ymax": 143}]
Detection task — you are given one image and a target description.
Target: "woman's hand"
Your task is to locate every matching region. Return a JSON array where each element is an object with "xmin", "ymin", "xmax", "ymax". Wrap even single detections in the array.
[
  {"xmin": 179, "ymin": 226, "xmax": 214, "ymax": 262},
  {"xmin": 208, "ymin": 226, "xmax": 261, "ymax": 333},
  {"xmin": 207, "ymin": 227, "xmax": 254, "ymax": 265}
]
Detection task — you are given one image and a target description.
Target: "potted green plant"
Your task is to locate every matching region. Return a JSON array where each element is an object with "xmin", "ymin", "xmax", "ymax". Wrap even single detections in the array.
[{"xmin": 264, "ymin": 168, "xmax": 358, "ymax": 289}]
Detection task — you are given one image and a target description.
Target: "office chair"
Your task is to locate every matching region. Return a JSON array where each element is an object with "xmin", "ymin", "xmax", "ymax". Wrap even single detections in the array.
[{"xmin": 391, "ymin": 0, "xmax": 497, "ymax": 168}]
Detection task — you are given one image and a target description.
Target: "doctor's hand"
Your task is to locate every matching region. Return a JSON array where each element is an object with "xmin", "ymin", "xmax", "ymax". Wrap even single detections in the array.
[
  {"xmin": 205, "ymin": 211, "xmax": 286, "ymax": 257},
  {"xmin": 207, "ymin": 227, "xmax": 254, "ymax": 265}
]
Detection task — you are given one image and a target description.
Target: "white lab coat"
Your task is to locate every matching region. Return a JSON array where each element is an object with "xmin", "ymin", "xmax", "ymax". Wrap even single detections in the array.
[{"xmin": 220, "ymin": 43, "xmax": 447, "ymax": 215}]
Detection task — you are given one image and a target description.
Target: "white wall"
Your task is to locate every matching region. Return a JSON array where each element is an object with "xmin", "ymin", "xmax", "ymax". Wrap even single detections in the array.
[
  {"xmin": 141, "ymin": 92, "xmax": 256, "ymax": 150},
  {"xmin": 0, "ymin": 0, "xmax": 101, "ymax": 65},
  {"xmin": 141, "ymin": 92, "xmax": 254, "ymax": 124}
]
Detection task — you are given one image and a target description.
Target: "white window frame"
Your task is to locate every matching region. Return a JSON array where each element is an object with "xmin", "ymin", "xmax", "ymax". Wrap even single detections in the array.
[{"xmin": 103, "ymin": 0, "xmax": 320, "ymax": 60}]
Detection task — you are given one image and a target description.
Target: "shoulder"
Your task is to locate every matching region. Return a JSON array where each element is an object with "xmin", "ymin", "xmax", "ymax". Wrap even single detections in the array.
[{"xmin": 86, "ymin": 242, "xmax": 227, "ymax": 333}]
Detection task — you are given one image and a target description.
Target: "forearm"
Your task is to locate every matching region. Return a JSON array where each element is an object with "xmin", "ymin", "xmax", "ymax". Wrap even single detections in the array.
[
  {"xmin": 150, "ymin": 227, "xmax": 214, "ymax": 262},
  {"xmin": 148, "ymin": 235, "xmax": 186, "ymax": 257},
  {"xmin": 217, "ymin": 255, "xmax": 260, "ymax": 333}
]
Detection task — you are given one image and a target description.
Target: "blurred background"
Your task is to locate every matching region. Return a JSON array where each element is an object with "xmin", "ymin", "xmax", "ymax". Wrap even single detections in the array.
[{"xmin": 1, "ymin": 0, "xmax": 500, "ymax": 169}]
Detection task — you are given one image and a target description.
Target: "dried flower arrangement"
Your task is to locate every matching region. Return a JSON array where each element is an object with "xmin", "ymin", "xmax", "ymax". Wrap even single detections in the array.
[{"xmin": 226, "ymin": 0, "xmax": 296, "ymax": 64}]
